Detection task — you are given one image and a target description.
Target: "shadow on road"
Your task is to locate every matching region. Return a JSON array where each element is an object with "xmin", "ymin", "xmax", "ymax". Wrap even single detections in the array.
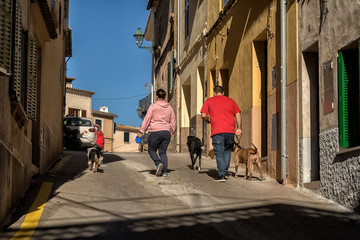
[
  {"xmin": 1, "ymin": 150, "xmax": 125, "ymax": 230},
  {"xmin": 2, "ymin": 202, "xmax": 360, "ymax": 239}
]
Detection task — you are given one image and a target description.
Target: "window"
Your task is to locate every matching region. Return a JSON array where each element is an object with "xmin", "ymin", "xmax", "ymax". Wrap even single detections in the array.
[
  {"xmin": 185, "ymin": 0, "xmax": 190, "ymax": 40},
  {"xmin": 26, "ymin": 35, "xmax": 38, "ymax": 120},
  {"xmin": 68, "ymin": 108, "xmax": 86, "ymax": 118},
  {"xmin": 95, "ymin": 119, "xmax": 102, "ymax": 129},
  {"xmin": 0, "ymin": 0, "xmax": 12, "ymax": 73},
  {"xmin": 4, "ymin": 0, "xmax": 39, "ymax": 121},
  {"xmin": 338, "ymin": 41, "xmax": 360, "ymax": 148},
  {"xmin": 124, "ymin": 132, "xmax": 129, "ymax": 143},
  {"xmin": 223, "ymin": 0, "xmax": 230, "ymax": 7}
]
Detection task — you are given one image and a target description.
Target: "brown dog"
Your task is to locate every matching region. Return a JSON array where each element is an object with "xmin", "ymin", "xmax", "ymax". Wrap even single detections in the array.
[{"xmin": 233, "ymin": 143, "xmax": 265, "ymax": 181}]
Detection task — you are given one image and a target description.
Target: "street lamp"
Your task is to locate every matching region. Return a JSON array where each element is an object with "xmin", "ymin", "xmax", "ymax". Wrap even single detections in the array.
[
  {"xmin": 133, "ymin": 27, "xmax": 153, "ymax": 53},
  {"xmin": 134, "ymin": 27, "xmax": 155, "ymax": 104},
  {"xmin": 136, "ymin": 106, "xmax": 144, "ymax": 119}
]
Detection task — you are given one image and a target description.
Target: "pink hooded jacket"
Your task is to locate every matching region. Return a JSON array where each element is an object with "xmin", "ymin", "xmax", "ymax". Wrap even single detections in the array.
[{"xmin": 140, "ymin": 101, "xmax": 176, "ymax": 135}]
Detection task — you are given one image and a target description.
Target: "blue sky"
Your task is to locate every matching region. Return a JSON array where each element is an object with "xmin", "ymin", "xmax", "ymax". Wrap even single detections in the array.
[{"xmin": 67, "ymin": 0, "xmax": 152, "ymax": 127}]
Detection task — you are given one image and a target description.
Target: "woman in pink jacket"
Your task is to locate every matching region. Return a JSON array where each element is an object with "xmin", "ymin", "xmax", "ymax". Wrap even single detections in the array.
[{"xmin": 137, "ymin": 89, "xmax": 176, "ymax": 177}]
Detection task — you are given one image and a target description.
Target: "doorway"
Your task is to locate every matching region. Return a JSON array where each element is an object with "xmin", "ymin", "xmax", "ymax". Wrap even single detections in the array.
[
  {"xmin": 253, "ymin": 40, "xmax": 268, "ymax": 159},
  {"xmin": 303, "ymin": 49, "xmax": 320, "ymax": 183}
]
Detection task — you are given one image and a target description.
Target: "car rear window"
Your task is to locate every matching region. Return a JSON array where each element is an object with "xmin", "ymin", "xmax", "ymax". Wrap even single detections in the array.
[{"xmin": 66, "ymin": 118, "xmax": 92, "ymax": 127}]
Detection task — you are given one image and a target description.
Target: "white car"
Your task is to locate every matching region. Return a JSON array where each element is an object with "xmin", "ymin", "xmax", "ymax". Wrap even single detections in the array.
[{"xmin": 63, "ymin": 116, "xmax": 97, "ymax": 149}]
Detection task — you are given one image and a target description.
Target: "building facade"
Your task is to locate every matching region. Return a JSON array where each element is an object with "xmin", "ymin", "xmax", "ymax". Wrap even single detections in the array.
[
  {"xmin": 65, "ymin": 77, "xmax": 94, "ymax": 118},
  {"xmin": 145, "ymin": 0, "xmax": 179, "ymax": 152},
  {"xmin": 0, "ymin": 0, "xmax": 70, "ymax": 224},
  {"xmin": 205, "ymin": 0, "xmax": 298, "ymax": 184},
  {"xmin": 139, "ymin": 0, "xmax": 360, "ymax": 212},
  {"xmin": 113, "ymin": 124, "xmax": 140, "ymax": 152},
  {"xmin": 298, "ymin": 0, "xmax": 360, "ymax": 211},
  {"xmin": 177, "ymin": 0, "xmax": 207, "ymax": 152}
]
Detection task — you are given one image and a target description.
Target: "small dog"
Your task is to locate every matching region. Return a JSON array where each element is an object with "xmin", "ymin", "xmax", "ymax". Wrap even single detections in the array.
[
  {"xmin": 187, "ymin": 136, "xmax": 202, "ymax": 170},
  {"xmin": 88, "ymin": 147, "xmax": 100, "ymax": 173},
  {"xmin": 233, "ymin": 142, "xmax": 265, "ymax": 181}
]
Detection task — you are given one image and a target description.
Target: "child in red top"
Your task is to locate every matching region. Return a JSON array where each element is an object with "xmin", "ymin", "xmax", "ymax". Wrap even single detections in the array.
[
  {"xmin": 94, "ymin": 124, "xmax": 104, "ymax": 164},
  {"xmin": 95, "ymin": 124, "xmax": 104, "ymax": 149}
]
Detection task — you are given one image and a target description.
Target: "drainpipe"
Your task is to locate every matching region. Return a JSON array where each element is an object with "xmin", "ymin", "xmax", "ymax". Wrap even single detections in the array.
[
  {"xmin": 175, "ymin": 0, "xmax": 181, "ymax": 152},
  {"xmin": 152, "ymin": 9, "xmax": 156, "ymax": 104},
  {"xmin": 280, "ymin": 0, "xmax": 287, "ymax": 183},
  {"xmin": 152, "ymin": 52, "xmax": 155, "ymax": 104},
  {"xmin": 111, "ymin": 119, "xmax": 114, "ymax": 152}
]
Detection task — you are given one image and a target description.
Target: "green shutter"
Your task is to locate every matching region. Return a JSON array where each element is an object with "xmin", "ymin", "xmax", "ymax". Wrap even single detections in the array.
[
  {"xmin": 0, "ymin": 0, "xmax": 13, "ymax": 72},
  {"xmin": 338, "ymin": 51, "xmax": 349, "ymax": 148},
  {"xmin": 124, "ymin": 132, "xmax": 129, "ymax": 143},
  {"xmin": 12, "ymin": 0, "xmax": 22, "ymax": 101},
  {"xmin": 27, "ymin": 36, "xmax": 37, "ymax": 120}
]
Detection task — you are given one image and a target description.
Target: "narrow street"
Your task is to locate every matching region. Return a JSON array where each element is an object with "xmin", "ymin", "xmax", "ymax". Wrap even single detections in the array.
[{"xmin": 1, "ymin": 150, "xmax": 360, "ymax": 240}]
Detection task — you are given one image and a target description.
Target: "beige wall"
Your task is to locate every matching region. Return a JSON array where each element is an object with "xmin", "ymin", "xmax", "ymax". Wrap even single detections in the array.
[
  {"xmin": 0, "ymin": 0, "xmax": 68, "ymax": 223},
  {"xmin": 37, "ymin": 23, "xmax": 67, "ymax": 173},
  {"xmin": 113, "ymin": 131, "xmax": 140, "ymax": 152},
  {"xmin": 146, "ymin": 0, "xmax": 179, "ymax": 152},
  {"xmin": 205, "ymin": 0, "xmax": 298, "ymax": 185},
  {"xmin": 65, "ymin": 92, "xmax": 92, "ymax": 118},
  {"xmin": 178, "ymin": 0, "xmax": 207, "ymax": 150}
]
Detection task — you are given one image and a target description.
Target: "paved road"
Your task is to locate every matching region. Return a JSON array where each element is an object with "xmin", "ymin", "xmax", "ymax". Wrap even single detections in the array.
[{"xmin": 1, "ymin": 150, "xmax": 360, "ymax": 240}]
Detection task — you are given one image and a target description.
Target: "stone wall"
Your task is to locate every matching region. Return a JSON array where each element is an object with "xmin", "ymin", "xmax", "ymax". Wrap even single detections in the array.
[{"xmin": 319, "ymin": 127, "xmax": 360, "ymax": 211}]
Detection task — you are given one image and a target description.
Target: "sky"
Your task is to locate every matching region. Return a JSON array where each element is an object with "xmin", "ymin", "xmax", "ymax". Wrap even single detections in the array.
[{"xmin": 67, "ymin": 0, "xmax": 152, "ymax": 127}]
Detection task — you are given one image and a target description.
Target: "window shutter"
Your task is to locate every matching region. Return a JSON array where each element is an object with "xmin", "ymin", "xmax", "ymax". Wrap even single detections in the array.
[
  {"xmin": 124, "ymin": 132, "xmax": 129, "ymax": 143},
  {"xmin": 82, "ymin": 110, "xmax": 86, "ymax": 117},
  {"xmin": 0, "ymin": 0, "xmax": 13, "ymax": 72},
  {"xmin": 168, "ymin": 61, "xmax": 171, "ymax": 93},
  {"xmin": 26, "ymin": 35, "xmax": 38, "ymax": 120},
  {"xmin": 12, "ymin": 0, "xmax": 22, "ymax": 101},
  {"xmin": 338, "ymin": 52, "xmax": 349, "ymax": 148}
]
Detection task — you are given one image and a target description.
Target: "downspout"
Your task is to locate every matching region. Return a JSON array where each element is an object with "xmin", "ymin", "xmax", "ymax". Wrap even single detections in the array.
[
  {"xmin": 152, "ymin": 9, "xmax": 156, "ymax": 104},
  {"xmin": 176, "ymin": 0, "xmax": 181, "ymax": 152},
  {"xmin": 280, "ymin": 0, "xmax": 287, "ymax": 183},
  {"xmin": 151, "ymin": 52, "xmax": 155, "ymax": 104},
  {"xmin": 111, "ymin": 120, "xmax": 114, "ymax": 152}
]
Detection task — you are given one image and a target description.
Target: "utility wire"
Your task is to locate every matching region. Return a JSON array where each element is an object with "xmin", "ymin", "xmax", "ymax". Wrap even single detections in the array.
[{"xmin": 93, "ymin": 94, "xmax": 148, "ymax": 101}]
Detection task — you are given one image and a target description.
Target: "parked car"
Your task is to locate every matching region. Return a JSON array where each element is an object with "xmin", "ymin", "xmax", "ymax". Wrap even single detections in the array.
[{"xmin": 63, "ymin": 116, "xmax": 97, "ymax": 149}]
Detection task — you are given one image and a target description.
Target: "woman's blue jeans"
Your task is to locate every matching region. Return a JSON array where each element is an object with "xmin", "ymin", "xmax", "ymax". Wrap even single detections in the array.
[
  {"xmin": 148, "ymin": 130, "xmax": 171, "ymax": 172},
  {"xmin": 212, "ymin": 133, "xmax": 235, "ymax": 176}
]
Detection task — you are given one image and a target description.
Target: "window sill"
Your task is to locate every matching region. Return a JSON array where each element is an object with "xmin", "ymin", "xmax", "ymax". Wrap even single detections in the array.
[
  {"xmin": 0, "ymin": 67, "xmax": 10, "ymax": 76},
  {"xmin": 11, "ymin": 100, "xmax": 28, "ymax": 127},
  {"xmin": 336, "ymin": 146, "xmax": 360, "ymax": 156}
]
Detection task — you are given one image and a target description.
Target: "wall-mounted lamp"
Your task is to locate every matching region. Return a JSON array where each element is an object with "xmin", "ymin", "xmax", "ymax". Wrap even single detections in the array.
[{"xmin": 133, "ymin": 28, "xmax": 153, "ymax": 53}]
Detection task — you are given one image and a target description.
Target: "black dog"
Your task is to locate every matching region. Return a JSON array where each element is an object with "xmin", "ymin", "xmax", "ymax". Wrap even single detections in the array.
[{"xmin": 187, "ymin": 136, "xmax": 202, "ymax": 170}]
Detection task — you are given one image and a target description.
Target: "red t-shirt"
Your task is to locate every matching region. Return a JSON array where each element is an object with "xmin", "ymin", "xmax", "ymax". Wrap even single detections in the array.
[{"xmin": 201, "ymin": 95, "xmax": 241, "ymax": 136}]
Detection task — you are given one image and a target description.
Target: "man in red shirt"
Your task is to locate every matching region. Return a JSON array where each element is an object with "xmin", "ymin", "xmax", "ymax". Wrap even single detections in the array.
[{"xmin": 201, "ymin": 85, "xmax": 242, "ymax": 182}]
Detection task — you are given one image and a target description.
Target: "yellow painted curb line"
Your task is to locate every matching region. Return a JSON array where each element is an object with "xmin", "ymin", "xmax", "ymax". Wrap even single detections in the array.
[{"xmin": 11, "ymin": 182, "xmax": 53, "ymax": 240}]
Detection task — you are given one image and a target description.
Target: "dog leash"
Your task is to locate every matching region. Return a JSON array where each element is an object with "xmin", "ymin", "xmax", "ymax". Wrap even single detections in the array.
[{"xmin": 233, "ymin": 134, "xmax": 244, "ymax": 150}]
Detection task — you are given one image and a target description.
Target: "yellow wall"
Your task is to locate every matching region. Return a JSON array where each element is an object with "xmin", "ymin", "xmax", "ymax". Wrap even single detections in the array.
[{"xmin": 206, "ymin": 0, "xmax": 298, "ymax": 185}]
